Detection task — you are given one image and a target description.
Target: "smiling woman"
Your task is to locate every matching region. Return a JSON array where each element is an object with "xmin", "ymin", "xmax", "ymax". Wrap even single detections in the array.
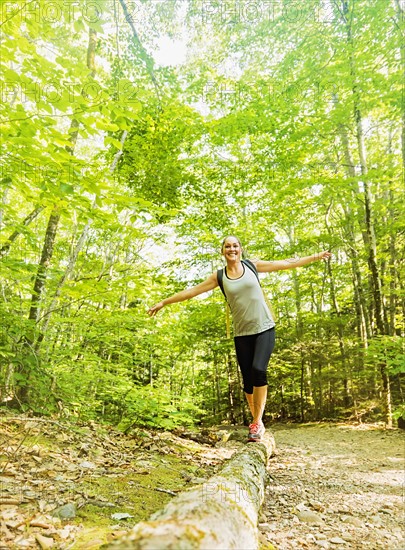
[
  {"xmin": 148, "ymin": 236, "xmax": 331, "ymax": 441},
  {"xmin": 222, "ymin": 235, "xmax": 245, "ymax": 258}
]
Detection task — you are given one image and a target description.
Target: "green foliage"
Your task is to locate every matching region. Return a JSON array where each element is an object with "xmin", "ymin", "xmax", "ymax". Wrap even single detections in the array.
[
  {"xmin": 0, "ymin": 0, "xmax": 403, "ymax": 428},
  {"xmin": 392, "ymin": 405, "xmax": 405, "ymax": 421},
  {"xmin": 118, "ymin": 385, "xmax": 205, "ymax": 431},
  {"xmin": 365, "ymin": 337, "xmax": 405, "ymax": 375}
]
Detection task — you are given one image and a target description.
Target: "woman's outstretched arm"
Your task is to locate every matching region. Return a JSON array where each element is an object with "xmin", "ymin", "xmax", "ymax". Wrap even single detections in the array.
[
  {"xmin": 255, "ymin": 251, "xmax": 332, "ymax": 273},
  {"xmin": 148, "ymin": 272, "xmax": 218, "ymax": 317}
]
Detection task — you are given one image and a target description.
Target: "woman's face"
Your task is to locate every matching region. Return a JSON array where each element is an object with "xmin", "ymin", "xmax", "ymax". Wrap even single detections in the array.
[{"xmin": 222, "ymin": 236, "xmax": 242, "ymax": 261}]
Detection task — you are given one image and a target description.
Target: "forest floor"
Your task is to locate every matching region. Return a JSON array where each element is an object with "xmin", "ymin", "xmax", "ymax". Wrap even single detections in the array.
[
  {"xmin": 257, "ymin": 423, "xmax": 404, "ymax": 550},
  {"xmin": 0, "ymin": 411, "xmax": 403, "ymax": 549}
]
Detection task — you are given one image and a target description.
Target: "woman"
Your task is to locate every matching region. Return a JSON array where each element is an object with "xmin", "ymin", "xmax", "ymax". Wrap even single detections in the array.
[{"xmin": 148, "ymin": 236, "xmax": 331, "ymax": 442}]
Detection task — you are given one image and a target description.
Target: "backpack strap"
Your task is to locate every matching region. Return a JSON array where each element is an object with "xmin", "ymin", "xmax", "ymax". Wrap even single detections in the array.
[
  {"xmin": 217, "ymin": 268, "xmax": 230, "ymax": 338},
  {"xmin": 243, "ymin": 259, "xmax": 277, "ymax": 321},
  {"xmin": 242, "ymin": 259, "xmax": 260, "ymax": 285},
  {"xmin": 217, "ymin": 268, "xmax": 226, "ymax": 298}
]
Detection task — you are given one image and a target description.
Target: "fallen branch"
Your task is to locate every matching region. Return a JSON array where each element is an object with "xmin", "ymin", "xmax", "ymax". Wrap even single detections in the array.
[
  {"xmin": 29, "ymin": 521, "xmax": 53, "ymax": 529},
  {"xmin": 106, "ymin": 432, "xmax": 275, "ymax": 550},
  {"xmin": 154, "ymin": 487, "xmax": 177, "ymax": 497}
]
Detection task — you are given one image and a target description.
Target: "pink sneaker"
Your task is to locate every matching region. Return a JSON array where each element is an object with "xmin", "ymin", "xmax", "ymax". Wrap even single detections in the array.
[{"xmin": 248, "ymin": 420, "xmax": 265, "ymax": 442}]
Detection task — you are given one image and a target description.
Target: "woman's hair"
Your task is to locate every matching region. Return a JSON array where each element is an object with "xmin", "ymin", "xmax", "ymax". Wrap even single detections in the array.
[{"xmin": 221, "ymin": 236, "xmax": 246, "ymax": 259}]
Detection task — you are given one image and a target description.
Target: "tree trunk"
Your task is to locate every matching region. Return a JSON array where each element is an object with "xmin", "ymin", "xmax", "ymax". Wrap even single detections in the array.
[
  {"xmin": 106, "ymin": 432, "xmax": 275, "ymax": 550},
  {"xmin": 351, "ymin": 59, "xmax": 392, "ymax": 429},
  {"xmin": 327, "ymin": 259, "xmax": 350, "ymax": 405},
  {"xmin": 386, "ymin": 129, "xmax": 398, "ymax": 337},
  {"xmin": 28, "ymin": 210, "xmax": 61, "ymax": 323},
  {"xmin": 388, "ymin": 190, "xmax": 397, "ymax": 337},
  {"xmin": 341, "ymin": 0, "xmax": 392, "ymax": 426},
  {"xmin": 38, "ymin": 215, "xmax": 93, "ymax": 338},
  {"xmin": 291, "ymin": 267, "xmax": 306, "ymax": 421},
  {"xmin": 214, "ymin": 355, "xmax": 221, "ymax": 415},
  {"xmin": 118, "ymin": 0, "xmax": 161, "ymax": 100},
  {"xmin": 342, "ymin": 0, "xmax": 385, "ymax": 336},
  {"xmin": 0, "ymin": 205, "xmax": 45, "ymax": 257},
  {"xmin": 225, "ymin": 352, "xmax": 237, "ymax": 424},
  {"xmin": 394, "ymin": 0, "xmax": 405, "ymax": 172},
  {"xmin": 323, "ymin": 205, "xmax": 351, "ymax": 409},
  {"xmin": 286, "ymin": 228, "xmax": 307, "ymax": 421},
  {"xmin": 336, "ymin": 120, "xmax": 371, "ymax": 343},
  {"xmin": 300, "ymin": 349, "xmax": 305, "ymax": 422}
]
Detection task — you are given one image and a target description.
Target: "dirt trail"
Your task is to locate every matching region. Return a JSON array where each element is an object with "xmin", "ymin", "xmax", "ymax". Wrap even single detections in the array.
[{"xmin": 259, "ymin": 423, "xmax": 404, "ymax": 550}]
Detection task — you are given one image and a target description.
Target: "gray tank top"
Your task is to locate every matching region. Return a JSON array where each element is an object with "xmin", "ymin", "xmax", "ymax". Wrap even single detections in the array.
[{"xmin": 223, "ymin": 264, "xmax": 275, "ymax": 337}]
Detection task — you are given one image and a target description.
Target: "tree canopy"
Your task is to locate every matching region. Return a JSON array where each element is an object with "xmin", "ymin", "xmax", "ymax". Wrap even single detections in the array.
[{"xmin": 1, "ymin": 0, "xmax": 404, "ymax": 428}]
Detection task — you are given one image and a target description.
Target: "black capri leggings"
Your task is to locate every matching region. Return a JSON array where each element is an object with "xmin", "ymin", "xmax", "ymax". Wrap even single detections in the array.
[{"xmin": 234, "ymin": 327, "xmax": 275, "ymax": 394}]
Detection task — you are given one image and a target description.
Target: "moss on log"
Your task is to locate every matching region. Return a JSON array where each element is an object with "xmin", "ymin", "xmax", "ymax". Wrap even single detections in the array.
[{"xmin": 105, "ymin": 431, "xmax": 275, "ymax": 550}]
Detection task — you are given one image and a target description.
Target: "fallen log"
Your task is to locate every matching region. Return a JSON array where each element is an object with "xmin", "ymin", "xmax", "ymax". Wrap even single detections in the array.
[{"xmin": 105, "ymin": 431, "xmax": 275, "ymax": 550}]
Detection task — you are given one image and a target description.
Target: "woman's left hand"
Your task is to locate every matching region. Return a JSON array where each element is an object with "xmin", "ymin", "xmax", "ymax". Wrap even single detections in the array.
[
  {"xmin": 148, "ymin": 301, "xmax": 165, "ymax": 317},
  {"xmin": 316, "ymin": 251, "xmax": 332, "ymax": 261}
]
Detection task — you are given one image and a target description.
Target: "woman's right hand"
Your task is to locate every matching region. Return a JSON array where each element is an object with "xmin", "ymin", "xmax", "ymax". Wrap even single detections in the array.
[{"xmin": 148, "ymin": 301, "xmax": 165, "ymax": 317}]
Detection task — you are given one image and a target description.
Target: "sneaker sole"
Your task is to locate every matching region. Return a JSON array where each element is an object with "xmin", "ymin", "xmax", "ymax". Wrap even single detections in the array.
[
  {"xmin": 247, "ymin": 434, "xmax": 264, "ymax": 442},
  {"xmin": 247, "ymin": 429, "xmax": 265, "ymax": 442}
]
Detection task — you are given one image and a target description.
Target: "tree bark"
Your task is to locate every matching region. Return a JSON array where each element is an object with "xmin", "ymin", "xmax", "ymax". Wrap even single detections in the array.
[
  {"xmin": 225, "ymin": 352, "xmax": 237, "ymax": 424},
  {"xmin": 336, "ymin": 111, "xmax": 371, "ymax": 342},
  {"xmin": 28, "ymin": 210, "xmax": 61, "ymax": 323},
  {"xmin": 386, "ymin": 128, "xmax": 397, "ymax": 337},
  {"xmin": 326, "ymin": 258, "xmax": 350, "ymax": 407},
  {"xmin": 388, "ymin": 188, "xmax": 397, "ymax": 337},
  {"xmin": 325, "ymin": 206, "xmax": 351, "ymax": 408},
  {"xmin": 106, "ymin": 433, "xmax": 275, "ymax": 550},
  {"xmin": 291, "ymin": 268, "xmax": 306, "ymax": 421}
]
